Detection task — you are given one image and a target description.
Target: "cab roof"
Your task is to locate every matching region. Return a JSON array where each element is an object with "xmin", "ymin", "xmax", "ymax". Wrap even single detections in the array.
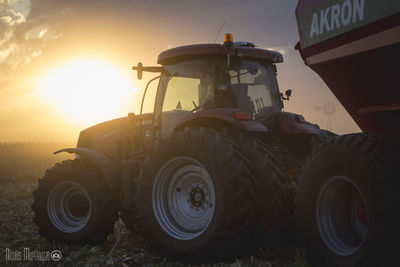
[{"xmin": 157, "ymin": 43, "xmax": 283, "ymax": 65}]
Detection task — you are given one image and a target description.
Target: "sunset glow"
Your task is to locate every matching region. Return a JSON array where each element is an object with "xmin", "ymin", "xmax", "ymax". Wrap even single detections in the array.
[
  {"xmin": 0, "ymin": 0, "xmax": 361, "ymax": 143},
  {"xmin": 37, "ymin": 59, "xmax": 138, "ymax": 125}
]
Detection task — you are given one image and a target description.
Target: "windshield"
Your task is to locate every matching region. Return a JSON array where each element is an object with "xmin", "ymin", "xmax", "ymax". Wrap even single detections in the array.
[
  {"xmin": 227, "ymin": 60, "xmax": 280, "ymax": 115},
  {"xmin": 162, "ymin": 57, "xmax": 279, "ymax": 118},
  {"xmin": 162, "ymin": 58, "xmax": 216, "ymax": 114}
]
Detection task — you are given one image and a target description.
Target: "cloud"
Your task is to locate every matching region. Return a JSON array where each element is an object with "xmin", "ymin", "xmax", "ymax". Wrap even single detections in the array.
[
  {"xmin": 37, "ymin": 27, "xmax": 46, "ymax": 38},
  {"xmin": 0, "ymin": 5, "xmax": 33, "ymax": 68},
  {"xmin": 0, "ymin": 1, "xmax": 300, "ymax": 100},
  {"xmin": 1, "ymin": 0, "xmax": 298, "ymax": 71},
  {"xmin": 1, "ymin": 7, "xmax": 25, "ymax": 41}
]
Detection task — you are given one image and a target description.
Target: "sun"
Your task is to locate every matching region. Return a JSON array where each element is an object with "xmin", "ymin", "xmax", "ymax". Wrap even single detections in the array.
[{"xmin": 37, "ymin": 58, "xmax": 138, "ymax": 125}]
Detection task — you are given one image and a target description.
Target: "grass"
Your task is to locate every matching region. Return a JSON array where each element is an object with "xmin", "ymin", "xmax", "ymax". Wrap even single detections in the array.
[{"xmin": 0, "ymin": 143, "xmax": 309, "ymax": 266}]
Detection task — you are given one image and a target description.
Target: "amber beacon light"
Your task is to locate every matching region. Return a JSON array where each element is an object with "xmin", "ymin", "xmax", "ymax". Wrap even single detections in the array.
[{"xmin": 224, "ymin": 33, "xmax": 233, "ymax": 44}]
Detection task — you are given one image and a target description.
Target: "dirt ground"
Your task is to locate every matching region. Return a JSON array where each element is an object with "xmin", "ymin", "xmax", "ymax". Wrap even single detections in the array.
[{"xmin": 0, "ymin": 143, "xmax": 308, "ymax": 266}]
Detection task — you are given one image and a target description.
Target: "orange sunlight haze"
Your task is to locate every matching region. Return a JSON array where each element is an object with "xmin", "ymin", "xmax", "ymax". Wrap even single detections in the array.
[{"xmin": 36, "ymin": 59, "xmax": 138, "ymax": 125}]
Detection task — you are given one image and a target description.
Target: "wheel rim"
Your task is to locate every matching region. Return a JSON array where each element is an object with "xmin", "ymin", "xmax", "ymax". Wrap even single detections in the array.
[
  {"xmin": 152, "ymin": 157, "xmax": 216, "ymax": 240},
  {"xmin": 316, "ymin": 176, "xmax": 368, "ymax": 256},
  {"xmin": 47, "ymin": 181, "xmax": 92, "ymax": 233}
]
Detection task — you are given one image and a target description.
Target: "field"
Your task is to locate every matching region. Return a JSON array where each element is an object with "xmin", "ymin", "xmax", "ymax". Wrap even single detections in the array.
[{"xmin": 0, "ymin": 143, "xmax": 308, "ymax": 266}]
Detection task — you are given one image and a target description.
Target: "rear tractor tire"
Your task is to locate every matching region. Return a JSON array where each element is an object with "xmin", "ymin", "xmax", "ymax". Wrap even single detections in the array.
[
  {"xmin": 219, "ymin": 127, "xmax": 287, "ymax": 241},
  {"xmin": 134, "ymin": 127, "xmax": 255, "ymax": 261},
  {"xmin": 32, "ymin": 159, "xmax": 119, "ymax": 245},
  {"xmin": 296, "ymin": 133, "xmax": 399, "ymax": 266}
]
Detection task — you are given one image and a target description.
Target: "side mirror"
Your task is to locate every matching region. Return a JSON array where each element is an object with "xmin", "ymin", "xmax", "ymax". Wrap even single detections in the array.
[
  {"xmin": 285, "ymin": 89, "xmax": 292, "ymax": 99},
  {"xmin": 280, "ymin": 89, "xmax": 292, "ymax": 101},
  {"xmin": 137, "ymin": 62, "xmax": 143, "ymax": 80},
  {"xmin": 132, "ymin": 63, "xmax": 164, "ymax": 80}
]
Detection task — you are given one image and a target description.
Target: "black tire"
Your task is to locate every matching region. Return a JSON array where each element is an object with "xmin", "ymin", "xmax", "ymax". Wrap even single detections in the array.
[
  {"xmin": 219, "ymin": 127, "xmax": 287, "ymax": 238},
  {"xmin": 121, "ymin": 161, "xmax": 140, "ymax": 232},
  {"xmin": 32, "ymin": 159, "xmax": 119, "ymax": 245},
  {"xmin": 135, "ymin": 127, "xmax": 255, "ymax": 261},
  {"xmin": 296, "ymin": 133, "xmax": 399, "ymax": 266}
]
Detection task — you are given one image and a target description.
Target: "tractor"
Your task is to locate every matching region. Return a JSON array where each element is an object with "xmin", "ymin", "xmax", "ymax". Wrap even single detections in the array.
[{"xmin": 32, "ymin": 34, "xmax": 333, "ymax": 261}]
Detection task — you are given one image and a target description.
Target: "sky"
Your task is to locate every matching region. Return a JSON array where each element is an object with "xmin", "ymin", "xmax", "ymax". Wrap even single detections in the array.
[{"xmin": 0, "ymin": 0, "xmax": 360, "ymax": 143}]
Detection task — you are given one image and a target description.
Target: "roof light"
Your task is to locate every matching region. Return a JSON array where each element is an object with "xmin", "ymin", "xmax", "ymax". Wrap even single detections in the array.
[{"xmin": 224, "ymin": 33, "xmax": 233, "ymax": 43}]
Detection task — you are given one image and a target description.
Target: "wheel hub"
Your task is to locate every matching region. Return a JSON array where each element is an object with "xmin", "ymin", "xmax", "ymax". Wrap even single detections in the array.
[
  {"xmin": 316, "ymin": 176, "xmax": 368, "ymax": 256},
  {"xmin": 189, "ymin": 185, "xmax": 207, "ymax": 208},
  {"xmin": 47, "ymin": 181, "xmax": 92, "ymax": 233},
  {"xmin": 66, "ymin": 193, "xmax": 90, "ymax": 218},
  {"xmin": 152, "ymin": 157, "xmax": 216, "ymax": 240},
  {"xmin": 357, "ymin": 205, "xmax": 367, "ymax": 222}
]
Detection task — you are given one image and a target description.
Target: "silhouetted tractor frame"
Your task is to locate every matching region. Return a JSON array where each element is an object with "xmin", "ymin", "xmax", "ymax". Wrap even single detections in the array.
[{"xmin": 32, "ymin": 34, "xmax": 332, "ymax": 261}]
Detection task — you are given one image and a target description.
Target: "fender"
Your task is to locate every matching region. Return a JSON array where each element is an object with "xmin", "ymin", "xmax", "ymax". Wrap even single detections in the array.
[
  {"xmin": 54, "ymin": 147, "xmax": 122, "ymax": 190},
  {"xmin": 173, "ymin": 108, "xmax": 268, "ymax": 133},
  {"xmin": 275, "ymin": 111, "xmax": 322, "ymax": 135}
]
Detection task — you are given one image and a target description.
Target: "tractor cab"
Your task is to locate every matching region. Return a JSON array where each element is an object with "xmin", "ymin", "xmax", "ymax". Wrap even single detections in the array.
[{"xmin": 135, "ymin": 34, "xmax": 284, "ymax": 139}]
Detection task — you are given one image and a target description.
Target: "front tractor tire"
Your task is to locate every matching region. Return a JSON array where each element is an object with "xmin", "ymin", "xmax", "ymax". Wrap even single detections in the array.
[
  {"xmin": 134, "ymin": 127, "xmax": 255, "ymax": 261},
  {"xmin": 32, "ymin": 159, "xmax": 119, "ymax": 245},
  {"xmin": 296, "ymin": 133, "xmax": 399, "ymax": 266}
]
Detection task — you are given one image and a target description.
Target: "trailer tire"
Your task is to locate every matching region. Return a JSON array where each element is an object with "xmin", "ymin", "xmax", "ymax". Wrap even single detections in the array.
[{"xmin": 296, "ymin": 133, "xmax": 399, "ymax": 266}]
